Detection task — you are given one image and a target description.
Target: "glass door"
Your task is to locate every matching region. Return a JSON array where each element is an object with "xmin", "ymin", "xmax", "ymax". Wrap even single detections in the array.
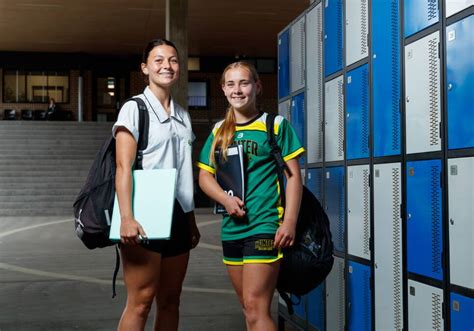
[{"xmin": 94, "ymin": 74, "xmax": 127, "ymax": 122}]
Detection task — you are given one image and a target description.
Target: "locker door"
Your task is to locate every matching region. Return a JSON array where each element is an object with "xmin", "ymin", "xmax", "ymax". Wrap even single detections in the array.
[
  {"xmin": 279, "ymin": 99, "xmax": 291, "ymax": 121},
  {"xmin": 308, "ymin": 284, "xmax": 325, "ymax": 331},
  {"xmin": 291, "ymin": 93, "xmax": 305, "ymax": 166},
  {"xmin": 325, "ymin": 166, "xmax": 345, "ymax": 253},
  {"xmin": 278, "ymin": 29, "xmax": 290, "ymax": 99},
  {"xmin": 447, "ymin": 15, "xmax": 474, "ymax": 150},
  {"xmin": 307, "ymin": 168, "xmax": 323, "ymax": 201},
  {"xmin": 326, "ymin": 256, "xmax": 345, "ymax": 331},
  {"xmin": 345, "ymin": 0, "xmax": 369, "ymax": 66},
  {"xmin": 446, "ymin": 0, "xmax": 474, "ymax": 17},
  {"xmin": 291, "ymin": 16, "xmax": 306, "ymax": 93},
  {"xmin": 448, "ymin": 157, "xmax": 474, "ymax": 290},
  {"xmin": 407, "ymin": 159, "xmax": 443, "ymax": 280},
  {"xmin": 408, "ymin": 280, "xmax": 444, "ymax": 330},
  {"xmin": 404, "ymin": 0, "xmax": 439, "ymax": 37},
  {"xmin": 372, "ymin": 0, "xmax": 401, "ymax": 157},
  {"xmin": 325, "ymin": 76, "xmax": 344, "ymax": 162},
  {"xmin": 324, "ymin": 0, "xmax": 344, "ymax": 76},
  {"xmin": 306, "ymin": 4, "xmax": 323, "ymax": 164},
  {"xmin": 374, "ymin": 163, "xmax": 403, "ymax": 330},
  {"xmin": 348, "ymin": 261, "xmax": 372, "ymax": 331},
  {"xmin": 346, "ymin": 64, "xmax": 369, "ymax": 160},
  {"xmin": 451, "ymin": 292, "xmax": 474, "ymax": 330},
  {"xmin": 405, "ymin": 31, "xmax": 441, "ymax": 154},
  {"xmin": 348, "ymin": 165, "xmax": 370, "ymax": 260}
]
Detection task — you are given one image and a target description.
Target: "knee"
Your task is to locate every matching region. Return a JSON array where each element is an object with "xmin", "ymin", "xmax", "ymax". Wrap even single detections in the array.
[
  {"xmin": 242, "ymin": 295, "xmax": 261, "ymax": 325},
  {"xmin": 157, "ymin": 293, "xmax": 181, "ymax": 313},
  {"xmin": 128, "ymin": 289, "xmax": 156, "ymax": 319}
]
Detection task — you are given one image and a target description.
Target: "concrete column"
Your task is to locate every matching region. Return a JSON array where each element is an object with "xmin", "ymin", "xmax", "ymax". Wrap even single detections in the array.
[{"xmin": 166, "ymin": 0, "xmax": 188, "ymax": 109}]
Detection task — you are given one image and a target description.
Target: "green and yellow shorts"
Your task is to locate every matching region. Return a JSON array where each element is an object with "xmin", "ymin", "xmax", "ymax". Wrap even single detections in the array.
[{"xmin": 222, "ymin": 234, "xmax": 283, "ymax": 265}]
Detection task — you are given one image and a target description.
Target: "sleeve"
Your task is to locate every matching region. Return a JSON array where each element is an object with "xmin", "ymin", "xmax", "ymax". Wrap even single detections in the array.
[
  {"xmin": 196, "ymin": 131, "xmax": 216, "ymax": 174},
  {"xmin": 276, "ymin": 117, "xmax": 305, "ymax": 162},
  {"xmin": 112, "ymin": 100, "xmax": 139, "ymax": 142}
]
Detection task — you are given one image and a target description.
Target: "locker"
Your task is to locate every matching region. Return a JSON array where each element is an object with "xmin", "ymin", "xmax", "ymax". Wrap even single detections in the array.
[
  {"xmin": 406, "ymin": 159, "xmax": 443, "ymax": 281},
  {"xmin": 345, "ymin": 0, "xmax": 369, "ymax": 66},
  {"xmin": 306, "ymin": 4, "xmax": 324, "ymax": 164},
  {"xmin": 324, "ymin": 0, "xmax": 344, "ymax": 77},
  {"xmin": 308, "ymin": 284, "xmax": 325, "ymax": 331},
  {"xmin": 372, "ymin": 0, "xmax": 401, "ymax": 157},
  {"xmin": 346, "ymin": 64, "xmax": 369, "ymax": 160},
  {"xmin": 291, "ymin": 16, "xmax": 306, "ymax": 93},
  {"xmin": 374, "ymin": 163, "xmax": 403, "ymax": 330},
  {"xmin": 408, "ymin": 280, "xmax": 444, "ymax": 330},
  {"xmin": 446, "ymin": 0, "xmax": 474, "ymax": 17},
  {"xmin": 451, "ymin": 292, "xmax": 474, "ymax": 330},
  {"xmin": 348, "ymin": 261, "xmax": 372, "ymax": 331},
  {"xmin": 278, "ymin": 29, "xmax": 290, "ymax": 99},
  {"xmin": 325, "ymin": 76, "xmax": 344, "ymax": 162},
  {"xmin": 278, "ymin": 99, "xmax": 291, "ymax": 121},
  {"xmin": 447, "ymin": 15, "xmax": 474, "ymax": 150},
  {"xmin": 291, "ymin": 294, "xmax": 307, "ymax": 322},
  {"xmin": 448, "ymin": 157, "xmax": 474, "ymax": 290},
  {"xmin": 307, "ymin": 168, "xmax": 323, "ymax": 201},
  {"xmin": 326, "ymin": 256, "xmax": 345, "ymax": 331},
  {"xmin": 347, "ymin": 165, "xmax": 371, "ymax": 260},
  {"xmin": 291, "ymin": 93, "xmax": 305, "ymax": 166},
  {"xmin": 404, "ymin": 0, "xmax": 439, "ymax": 37},
  {"xmin": 325, "ymin": 166, "xmax": 345, "ymax": 253},
  {"xmin": 405, "ymin": 31, "xmax": 441, "ymax": 154}
]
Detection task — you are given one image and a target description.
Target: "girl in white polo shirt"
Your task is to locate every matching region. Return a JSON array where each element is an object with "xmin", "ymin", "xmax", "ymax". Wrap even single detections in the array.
[{"xmin": 113, "ymin": 38, "xmax": 200, "ymax": 331}]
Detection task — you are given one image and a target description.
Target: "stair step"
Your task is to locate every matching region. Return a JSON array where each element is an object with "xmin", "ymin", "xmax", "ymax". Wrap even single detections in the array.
[
  {"xmin": 0, "ymin": 188, "xmax": 80, "ymax": 196},
  {"xmin": 0, "ymin": 200, "xmax": 75, "ymax": 209},
  {"xmin": 0, "ymin": 159, "xmax": 92, "ymax": 166},
  {"xmin": 0, "ymin": 194, "xmax": 75, "ymax": 202},
  {"xmin": 0, "ymin": 164, "xmax": 92, "ymax": 171},
  {"xmin": 0, "ymin": 182, "xmax": 84, "ymax": 189},
  {"xmin": 0, "ymin": 176, "xmax": 86, "ymax": 184},
  {"xmin": 0, "ymin": 208, "xmax": 73, "ymax": 217}
]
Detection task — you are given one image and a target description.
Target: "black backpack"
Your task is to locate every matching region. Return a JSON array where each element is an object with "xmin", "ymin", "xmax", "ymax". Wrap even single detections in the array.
[{"xmin": 266, "ymin": 112, "xmax": 334, "ymax": 315}]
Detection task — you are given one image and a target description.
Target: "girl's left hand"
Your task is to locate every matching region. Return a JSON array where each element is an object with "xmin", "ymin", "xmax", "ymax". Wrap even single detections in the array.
[{"xmin": 274, "ymin": 222, "xmax": 296, "ymax": 249}]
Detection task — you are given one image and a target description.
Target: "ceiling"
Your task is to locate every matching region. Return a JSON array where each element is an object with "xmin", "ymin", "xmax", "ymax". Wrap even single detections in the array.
[{"xmin": 0, "ymin": 0, "xmax": 309, "ymax": 57}]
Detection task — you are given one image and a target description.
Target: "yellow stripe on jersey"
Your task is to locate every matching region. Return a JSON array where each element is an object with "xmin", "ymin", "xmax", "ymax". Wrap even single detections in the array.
[
  {"xmin": 196, "ymin": 162, "xmax": 215, "ymax": 174},
  {"xmin": 283, "ymin": 147, "xmax": 305, "ymax": 161}
]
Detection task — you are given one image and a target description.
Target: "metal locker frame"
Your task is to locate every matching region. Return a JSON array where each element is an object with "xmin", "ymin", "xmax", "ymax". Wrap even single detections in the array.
[
  {"xmin": 291, "ymin": 16, "xmax": 306, "ymax": 93},
  {"xmin": 374, "ymin": 163, "xmax": 403, "ymax": 330},
  {"xmin": 325, "ymin": 75, "xmax": 344, "ymax": 162},
  {"xmin": 291, "ymin": 93, "xmax": 306, "ymax": 166},
  {"xmin": 326, "ymin": 256, "xmax": 345, "ymax": 331},
  {"xmin": 451, "ymin": 292, "xmax": 474, "ymax": 330},
  {"xmin": 346, "ymin": 64, "xmax": 369, "ymax": 160},
  {"xmin": 404, "ymin": 0, "xmax": 439, "ymax": 37},
  {"xmin": 278, "ymin": 29, "xmax": 290, "ymax": 99},
  {"xmin": 407, "ymin": 280, "xmax": 444, "ymax": 330},
  {"xmin": 348, "ymin": 164, "xmax": 371, "ymax": 260},
  {"xmin": 325, "ymin": 166, "xmax": 345, "ymax": 253},
  {"xmin": 306, "ymin": 4, "xmax": 324, "ymax": 164},
  {"xmin": 345, "ymin": 0, "xmax": 369, "ymax": 66},
  {"xmin": 405, "ymin": 31, "xmax": 441, "ymax": 154},
  {"xmin": 372, "ymin": 0, "xmax": 401, "ymax": 157},
  {"xmin": 446, "ymin": 0, "xmax": 474, "ymax": 17},
  {"xmin": 324, "ymin": 0, "xmax": 344, "ymax": 77},
  {"xmin": 406, "ymin": 159, "xmax": 443, "ymax": 281},
  {"xmin": 279, "ymin": 99, "xmax": 291, "ymax": 121},
  {"xmin": 348, "ymin": 261, "xmax": 372, "ymax": 331},
  {"xmin": 308, "ymin": 284, "xmax": 325, "ymax": 331},
  {"xmin": 307, "ymin": 168, "xmax": 323, "ymax": 201},
  {"xmin": 447, "ymin": 15, "xmax": 474, "ymax": 150},
  {"xmin": 448, "ymin": 157, "xmax": 474, "ymax": 290}
]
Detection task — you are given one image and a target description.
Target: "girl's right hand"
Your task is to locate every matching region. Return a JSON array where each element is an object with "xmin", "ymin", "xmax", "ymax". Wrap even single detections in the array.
[
  {"xmin": 120, "ymin": 217, "xmax": 147, "ymax": 245},
  {"xmin": 223, "ymin": 195, "xmax": 246, "ymax": 218}
]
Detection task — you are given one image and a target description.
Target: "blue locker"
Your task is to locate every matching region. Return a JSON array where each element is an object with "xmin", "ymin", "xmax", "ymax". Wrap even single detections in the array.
[
  {"xmin": 291, "ymin": 295, "xmax": 307, "ymax": 321},
  {"xmin": 324, "ymin": 0, "xmax": 344, "ymax": 77},
  {"xmin": 404, "ymin": 0, "xmax": 439, "ymax": 37},
  {"xmin": 307, "ymin": 168, "xmax": 323, "ymax": 201},
  {"xmin": 325, "ymin": 166, "xmax": 345, "ymax": 252},
  {"xmin": 308, "ymin": 284, "xmax": 325, "ymax": 330},
  {"xmin": 372, "ymin": 0, "xmax": 401, "ymax": 157},
  {"xmin": 346, "ymin": 64, "xmax": 369, "ymax": 160},
  {"xmin": 278, "ymin": 29, "xmax": 290, "ymax": 99},
  {"xmin": 406, "ymin": 159, "xmax": 443, "ymax": 280},
  {"xmin": 291, "ymin": 93, "xmax": 305, "ymax": 166},
  {"xmin": 348, "ymin": 261, "xmax": 372, "ymax": 331},
  {"xmin": 451, "ymin": 292, "xmax": 474, "ymax": 330},
  {"xmin": 447, "ymin": 15, "xmax": 474, "ymax": 150}
]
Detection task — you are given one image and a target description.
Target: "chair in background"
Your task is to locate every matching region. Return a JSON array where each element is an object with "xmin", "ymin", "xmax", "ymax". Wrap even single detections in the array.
[
  {"xmin": 21, "ymin": 109, "xmax": 34, "ymax": 120},
  {"xmin": 34, "ymin": 109, "xmax": 48, "ymax": 120},
  {"xmin": 3, "ymin": 109, "xmax": 17, "ymax": 120}
]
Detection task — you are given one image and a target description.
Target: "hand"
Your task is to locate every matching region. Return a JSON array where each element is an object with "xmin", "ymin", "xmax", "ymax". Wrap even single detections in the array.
[
  {"xmin": 223, "ymin": 195, "xmax": 246, "ymax": 218},
  {"xmin": 274, "ymin": 221, "xmax": 296, "ymax": 249},
  {"xmin": 120, "ymin": 217, "xmax": 147, "ymax": 245},
  {"xmin": 188, "ymin": 213, "xmax": 201, "ymax": 249}
]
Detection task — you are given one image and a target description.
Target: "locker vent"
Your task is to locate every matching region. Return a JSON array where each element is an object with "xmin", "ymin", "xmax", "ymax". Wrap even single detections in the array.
[
  {"xmin": 337, "ymin": 80, "xmax": 344, "ymax": 158},
  {"xmin": 390, "ymin": 0, "xmax": 400, "ymax": 152},
  {"xmin": 336, "ymin": 0, "xmax": 343, "ymax": 69},
  {"xmin": 317, "ymin": 8, "xmax": 323, "ymax": 161},
  {"xmin": 431, "ymin": 292, "xmax": 442, "ymax": 330},
  {"xmin": 363, "ymin": 169, "xmax": 370, "ymax": 256},
  {"xmin": 428, "ymin": 37, "xmax": 439, "ymax": 146},
  {"xmin": 337, "ymin": 261, "xmax": 345, "ymax": 328},
  {"xmin": 360, "ymin": 0, "xmax": 368, "ymax": 55},
  {"xmin": 427, "ymin": 0, "xmax": 437, "ymax": 20},
  {"xmin": 361, "ymin": 68, "xmax": 369, "ymax": 156},
  {"xmin": 430, "ymin": 165, "xmax": 442, "ymax": 274},
  {"xmin": 363, "ymin": 268, "xmax": 371, "ymax": 330},
  {"xmin": 337, "ymin": 172, "xmax": 345, "ymax": 251},
  {"xmin": 391, "ymin": 167, "xmax": 403, "ymax": 328},
  {"xmin": 299, "ymin": 20, "xmax": 306, "ymax": 86}
]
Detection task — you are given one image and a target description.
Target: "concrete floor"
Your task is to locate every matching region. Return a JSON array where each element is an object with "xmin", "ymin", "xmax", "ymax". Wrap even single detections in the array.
[{"xmin": 0, "ymin": 210, "xmax": 283, "ymax": 331}]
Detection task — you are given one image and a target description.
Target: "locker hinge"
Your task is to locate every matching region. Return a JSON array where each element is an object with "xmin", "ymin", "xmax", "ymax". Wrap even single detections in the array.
[
  {"xmin": 439, "ymin": 122, "xmax": 442, "ymax": 139},
  {"xmin": 440, "ymin": 171, "xmax": 443, "ymax": 188},
  {"xmin": 400, "ymin": 203, "xmax": 405, "ymax": 220},
  {"xmin": 368, "ymin": 173, "xmax": 372, "ymax": 187},
  {"xmin": 442, "ymin": 300, "xmax": 445, "ymax": 319},
  {"xmin": 438, "ymin": 42, "xmax": 441, "ymax": 59}
]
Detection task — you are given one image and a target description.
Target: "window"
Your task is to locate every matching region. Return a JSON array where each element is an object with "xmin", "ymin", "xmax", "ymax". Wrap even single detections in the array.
[
  {"xmin": 188, "ymin": 81, "xmax": 208, "ymax": 109},
  {"xmin": 3, "ymin": 70, "xmax": 69, "ymax": 103}
]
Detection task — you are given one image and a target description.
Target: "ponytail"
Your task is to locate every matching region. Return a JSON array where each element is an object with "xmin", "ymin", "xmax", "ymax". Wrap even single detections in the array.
[{"xmin": 210, "ymin": 106, "xmax": 236, "ymax": 165}]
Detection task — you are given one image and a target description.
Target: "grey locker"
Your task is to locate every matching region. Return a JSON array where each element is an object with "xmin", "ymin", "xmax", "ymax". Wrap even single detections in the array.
[
  {"xmin": 291, "ymin": 16, "xmax": 305, "ymax": 93},
  {"xmin": 345, "ymin": 0, "xmax": 369, "ymax": 66},
  {"xmin": 326, "ymin": 256, "xmax": 345, "ymax": 331},
  {"xmin": 405, "ymin": 31, "xmax": 441, "ymax": 154},
  {"xmin": 348, "ymin": 165, "xmax": 371, "ymax": 260},
  {"xmin": 408, "ymin": 280, "xmax": 444, "ymax": 330},
  {"xmin": 306, "ymin": 4, "xmax": 323, "ymax": 164},
  {"xmin": 325, "ymin": 75, "xmax": 344, "ymax": 162},
  {"xmin": 448, "ymin": 157, "xmax": 474, "ymax": 290},
  {"xmin": 278, "ymin": 99, "xmax": 291, "ymax": 121},
  {"xmin": 374, "ymin": 163, "xmax": 403, "ymax": 330},
  {"xmin": 446, "ymin": 0, "xmax": 474, "ymax": 17}
]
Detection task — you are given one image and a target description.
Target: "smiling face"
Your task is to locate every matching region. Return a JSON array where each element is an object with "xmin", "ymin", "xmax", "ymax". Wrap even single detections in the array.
[
  {"xmin": 141, "ymin": 44, "xmax": 179, "ymax": 89},
  {"xmin": 221, "ymin": 66, "xmax": 261, "ymax": 113}
]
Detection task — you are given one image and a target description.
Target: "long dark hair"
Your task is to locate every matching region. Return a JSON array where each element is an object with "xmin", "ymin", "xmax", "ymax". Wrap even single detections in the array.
[{"xmin": 142, "ymin": 38, "xmax": 179, "ymax": 63}]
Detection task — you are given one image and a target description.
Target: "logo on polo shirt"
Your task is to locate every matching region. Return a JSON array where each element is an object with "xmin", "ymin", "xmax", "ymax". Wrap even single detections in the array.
[{"xmin": 237, "ymin": 132, "xmax": 244, "ymax": 139}]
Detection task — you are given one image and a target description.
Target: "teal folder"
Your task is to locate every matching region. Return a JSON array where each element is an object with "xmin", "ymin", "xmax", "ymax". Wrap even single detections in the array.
[{"xmin": 109, "ymin": 168, "xmax": 177, "ymax": 241}]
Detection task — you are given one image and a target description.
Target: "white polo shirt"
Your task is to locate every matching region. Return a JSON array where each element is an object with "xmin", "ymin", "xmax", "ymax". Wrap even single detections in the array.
[{"xmin": 112, "ymin": 86, "xmax": 195, "ymax": 213}]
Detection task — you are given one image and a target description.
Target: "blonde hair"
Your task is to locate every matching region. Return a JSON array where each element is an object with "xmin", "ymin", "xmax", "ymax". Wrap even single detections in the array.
[{"xmin": 210, "ymin": 62, "xmax": 261, "ymax": 165}]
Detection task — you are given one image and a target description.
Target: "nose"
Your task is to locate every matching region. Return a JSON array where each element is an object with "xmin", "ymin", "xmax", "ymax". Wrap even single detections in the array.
[{"xmin": 233, "ymin": 84, "xmax": 242, "ymax": 94}]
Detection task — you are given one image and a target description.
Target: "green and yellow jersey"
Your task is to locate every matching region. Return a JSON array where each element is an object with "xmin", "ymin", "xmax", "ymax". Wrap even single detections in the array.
[{"xmin": 197, "ymin": 112, "xmax": 304, "ymax": 241}]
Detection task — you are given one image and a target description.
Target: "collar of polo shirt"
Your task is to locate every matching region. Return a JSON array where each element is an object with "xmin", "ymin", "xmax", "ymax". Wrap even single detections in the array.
[{"xmin": 144, "ymin": 86, "xmax": 184, "ymax": 124}]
